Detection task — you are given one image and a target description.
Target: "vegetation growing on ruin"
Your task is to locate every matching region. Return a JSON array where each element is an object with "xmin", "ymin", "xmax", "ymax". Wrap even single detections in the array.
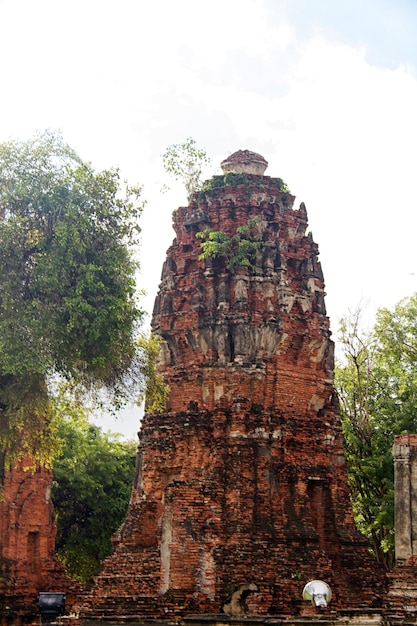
[
  {"xmin": 199, "ymin": 172, "xmax": 291, "ymax": 196},
  {"xmin": 196, "ymin": 217, "xmax": 262, "ymax": 270}
]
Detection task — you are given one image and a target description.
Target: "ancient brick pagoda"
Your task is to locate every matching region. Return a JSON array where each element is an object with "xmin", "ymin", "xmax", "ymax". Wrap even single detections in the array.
[{"xmin": 80, "ymin": 150, "xmax": 386, "ymax": 619}]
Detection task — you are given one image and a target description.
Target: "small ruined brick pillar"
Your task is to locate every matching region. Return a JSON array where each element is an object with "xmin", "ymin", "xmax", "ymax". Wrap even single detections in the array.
[
  {"xmin": 80, "ymin": 151, "xmax": 386, "ymax": 620},
  {"xmin": 385, "ymin": 435, "xmax": 417, "ymax": 616},
  {"xmin": 392, "ymin": 434, "xmax": 417, "ymax": 564},
  {"xmin": 0, "ymin": 458, "xmax": 77, "ymax": 621}
]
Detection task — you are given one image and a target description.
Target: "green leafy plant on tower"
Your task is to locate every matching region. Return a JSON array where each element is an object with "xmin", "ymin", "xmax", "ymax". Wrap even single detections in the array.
[{"xmin": 196, "ymin": 217, "xmax": 262, "ymax": 270}]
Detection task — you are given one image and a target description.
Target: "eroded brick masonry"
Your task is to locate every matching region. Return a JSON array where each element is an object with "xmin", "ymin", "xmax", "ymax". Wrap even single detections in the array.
[
  {"xmin": 80, "ymin": 151, "xmax": 386, "ymax": 619},
  {"xmin": 0, "ymin": 458, "xmax": 76, "ymax": 622}
]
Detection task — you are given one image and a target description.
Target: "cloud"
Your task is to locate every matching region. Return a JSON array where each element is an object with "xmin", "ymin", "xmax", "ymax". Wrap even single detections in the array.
[{"xmin": 1, "ymin": 0, "xmax": 416, "ymax": 326}]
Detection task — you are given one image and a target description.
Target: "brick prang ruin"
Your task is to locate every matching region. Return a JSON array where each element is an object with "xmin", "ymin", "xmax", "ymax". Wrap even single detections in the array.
[{"xmin": 80, "ymin": 150, "xmax": 386, "ymax": 619}]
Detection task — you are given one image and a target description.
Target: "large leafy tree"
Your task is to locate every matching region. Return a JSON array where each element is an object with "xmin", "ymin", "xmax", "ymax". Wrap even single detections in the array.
[
  {"xmin": 0, "ymin": 131, "xmax": 144, "ymax": 466},
  {"xmin": 51, "ymin": 402, "xmax": 136, "ymax": 582},
  {"xmin": 336, "ymin": 295, "xmax": 417, "ymax": 570}
]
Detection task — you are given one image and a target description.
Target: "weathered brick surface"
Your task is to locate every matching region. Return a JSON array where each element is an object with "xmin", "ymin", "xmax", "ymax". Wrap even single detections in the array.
[
  {"xmin": 0, "ymin": 458, "xmax": 79, "ymax": 622},
  {"xmin": 80, "ymin": 158, "xmax": 387, "ymax": 619},
  {"xmin": 386, "ymin": 566, "xmax": 417, "ymax": 617},
  {"xmin": 385, "ymin": 435, "xmax": 417, "ymax": 617}
]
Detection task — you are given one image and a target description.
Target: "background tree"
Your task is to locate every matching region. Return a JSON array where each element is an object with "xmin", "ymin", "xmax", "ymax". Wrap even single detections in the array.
[
  {"xmin": 136, "ymin": 333, "xmax": 169, "ymax": 413},
  {"xmin": 162, "ymin": 137, "xmax": 211, "ymax": 200},
  {"xmin": 51, "ymin": 398, "xmax": 136, "ymax": 581},
  {"xmin": 336, "ymin": 308, "xmax": 394, "ymax": 570},
  {"xmin": 336, "ymin": 295, "xmax": 417, "ymax": 570},
  {"xmin": 0, "ymin": 131, "xmax": 144, "ymax": 466}
]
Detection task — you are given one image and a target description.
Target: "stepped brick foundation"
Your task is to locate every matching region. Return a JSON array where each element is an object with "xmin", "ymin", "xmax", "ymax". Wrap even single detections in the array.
[{"xmin": 79, "ymin": 151, "xmax": 387, "ymax": 620}]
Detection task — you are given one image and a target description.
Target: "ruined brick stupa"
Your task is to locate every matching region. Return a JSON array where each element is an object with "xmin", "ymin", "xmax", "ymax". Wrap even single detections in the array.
[{"xmin": 81, "ymin": 151, "xmax": 385, "ymax": 619}]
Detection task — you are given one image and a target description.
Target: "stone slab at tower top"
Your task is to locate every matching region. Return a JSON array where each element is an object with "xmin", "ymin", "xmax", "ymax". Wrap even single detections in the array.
[{"xmin": 220, "ymin": 149, "xmax": 268, "ymax": 175}]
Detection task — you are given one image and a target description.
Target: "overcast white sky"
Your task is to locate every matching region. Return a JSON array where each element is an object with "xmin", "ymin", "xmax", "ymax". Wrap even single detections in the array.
[{"xmin": 1, "ymin": 0, "xmax": 416, "ymax": 438}]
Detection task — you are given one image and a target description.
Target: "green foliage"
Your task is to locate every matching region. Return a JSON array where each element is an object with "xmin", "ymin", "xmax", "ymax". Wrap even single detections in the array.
[
  {"xmin": 0, "ymin": 131, "xmax": 145, "ymax": 464},
  {"xmin": 136, "ymin": 333, "xmax": 169, "ymax": 413},
  {"xmin": 0, "ymin": 374, "xmax": 62, "ymax": 471},
  {"xmin": 196, "ymin": 217, "xmax": 263, "ymax": 270},
  {"xmin": 375, "ymin": 296, "xmax": 417, "ymax": 369},
  {"xmin": 336, "ymin": 311, "xmax": 394, "ymax": 569},
  {"xmin": 162, "ymin": 137, "xmax": 211, "ymax": 200},
  {"xmin": 336, "ymin": 296, "xmax": 417, "ymax": 570},
  {"xmin": 199, "ymin": 172, "xmax": 291, "ymax": 195},
  {"xmin": 200, "ymin": 172, "xmax": 249, "ymax": 191},
  {"xmin": 52, "ymin": 403, "xmax": 136, "ymax": 582},
  {"xmin": 276, "ymin": 177, "xmax": 291, "ymax": 193}
]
